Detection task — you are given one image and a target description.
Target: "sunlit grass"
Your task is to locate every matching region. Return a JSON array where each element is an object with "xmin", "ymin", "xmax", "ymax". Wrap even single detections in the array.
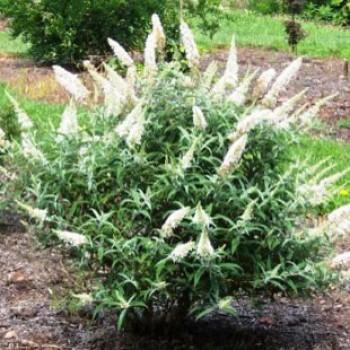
[
  {"xmin": 0, "ymin": 31, "xmax": 29, "ymax": 56},
  {"xmin": 293, "ymin": 135, "xmax": 350, "ymax": 210},
  {"xmin": 194, "ymin": 10, "xmax": 350, "ymax": 59}
]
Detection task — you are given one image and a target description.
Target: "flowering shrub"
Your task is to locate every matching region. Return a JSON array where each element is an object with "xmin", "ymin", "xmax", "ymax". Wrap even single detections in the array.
[
  {"xmin": 3, "ymin": 0, "xmax": 221, "ymax": 64},
  {"xmin": 1, "ymin": 16, "xmax": 345, "ymax": 331}
]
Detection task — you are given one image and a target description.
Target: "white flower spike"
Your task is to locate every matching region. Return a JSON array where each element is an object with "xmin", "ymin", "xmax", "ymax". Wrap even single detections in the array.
[
  {"xmin": 151, "ymin": 14, "xmax": 166, "ymax": 54},
  {"xmin": 53, "ymin": 65, "xmax": 89, "ymax": 101},
  {"xmin": 196, "ymin": 228, "xmax": 214, "ymax": 257},
  {"xmin": 57, "ymin": 100, "xmax": 79, "ymax": 140},
  {"xmin": 161, "ymin": 207, "xmax": 190, "ymax": 238},
  {"xmin": 144, "ymin": 33, "xmax": 157, "ymax": 76},
  {"xmin": 192, "ymin": 106, "xmax": 208, "ymax": 130},
  {"xmin": 253, "ymin": 68, "xmax": 276, "ymax": 100},
  {"xmin": 16, "ymin": 200, "xmax": 47, "ymax": 222},
  {"xmin": 192, "ymin": 202, "xmax": 212, "ymax": 228},
  {"xmin": 261, "ymin": 58, "xmax": 302, "ymax": 108},
  {"xmin": 108, "ymin": 38, "xmax": 135, "ymax": 67},
  {"xmin": 212, "ymin": 36, "xmax": 238, "ymax": 96},
  {"xmin": 218, "ymin": 134, "xmax": 248, "ymax": 177},
  {"xmin": 55, "ymin": 230, "xmax": 88, "ymax": 246},
  {"xmin": 170, "ymin": 241, "xmax": 195, "ymax": 262},
  {"xmin": 180, "ymin": 21, "xmax": 200, "ymax": 69}
]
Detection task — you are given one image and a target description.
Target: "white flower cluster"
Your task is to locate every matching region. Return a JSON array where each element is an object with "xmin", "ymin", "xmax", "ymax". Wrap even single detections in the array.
[
  {"xmin": 218, "ymin": 134, "xmax": 248, "ymax": 178},
  {"xmin": 21, "ymin": 133, "xmax": 47, "ymax": 164},
  {"xmin": 55, "ymin": 230, "xmax": 88, "ymax": 246},
  {"xmin": 167, "ymin": 203, "xmax": 215, "ymax": 261},
  {"xmin": 57, "ymin": 100, "xmax": 79, "ymax": 140},
  {"xmin": 16, "ymin": 200, "xmax": 47, "ymax": 222},
  {"xmin": 161, "ymin": 207, "xmax": 190, "ymax": 238},
  {"xmin": 115, "ymin": 103, "xmax": 145, "ymax": 145},
  {"xmin": 212, "ymin": 36, "xmax": 239, "ymax": 98},
  {"xmin": 53, "ymin": 65, "xmax": 89, "ymax": 102},
  {"xmin": 180, "ymin": 20, "xmax": 200, "ymax": 69}
]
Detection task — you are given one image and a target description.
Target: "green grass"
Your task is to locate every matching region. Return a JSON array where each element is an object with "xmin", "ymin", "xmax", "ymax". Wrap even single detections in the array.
[
  {"xmin": 293, "ymin": 135, "xmax": 350, "ymax": 209},
  {"xmin": 0, "ymin": 82, "xmax": 64, "ymax": 139},
  {"xmin": 0, "ymin": 31, "xmax": 29, "ymax": 56},
  {"xmin": 195, "ymin": 10, "xmax": 350, "ymax": 59}
]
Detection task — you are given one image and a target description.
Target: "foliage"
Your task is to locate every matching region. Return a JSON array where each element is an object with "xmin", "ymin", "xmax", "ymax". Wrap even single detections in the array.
[
  {"xmin": 2, "ymin": 0, "xmax": 221, "ymax": 64},
  {"xmin": 1, "ymin": 18, "xmax": 341, "ymax": 331},
  {"xmin": 303, "ymin": 0, "xmax": 350, "ymax": 25},
  {"xmin": 247, "ymin": 0, "xmax": 285, "ymax": 14}
]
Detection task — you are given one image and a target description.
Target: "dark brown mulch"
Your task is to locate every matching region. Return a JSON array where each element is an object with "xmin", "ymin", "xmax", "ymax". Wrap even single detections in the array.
[{"xmin": 1, "ymin": 211, "xmax": 350, "ymax": 350}]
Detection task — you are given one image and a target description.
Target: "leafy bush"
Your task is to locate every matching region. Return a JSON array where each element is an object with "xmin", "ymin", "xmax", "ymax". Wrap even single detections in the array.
[
  {"xmin": 304, "ymin": 0, "xmax": 350, "ymax": 25},
  {"xmin": 2, "ymin": 17, "xmax": 344, "ymax": 331},
  {"xmin": 248, "ymin": 0, "xmax": 285, "ymax": 14},
  {"xmin": 2, "ymin": 0, "xmax": 221, "ymax": 64}
]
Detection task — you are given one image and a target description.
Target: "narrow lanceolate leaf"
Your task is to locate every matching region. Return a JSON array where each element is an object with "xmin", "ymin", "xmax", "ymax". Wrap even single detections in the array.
[
  {"xmin": 320, "ymin": 168, "xmax": 350, "ymax": 187},
  {"xmin": 161, "ymin": 207, "xmax": 190, "ymax": 238},
  {"xmin": 16, "ymin": 200, "xmax": 47, "ymax": 222},
  {"xmin": 192, "ymin": 106, "xmax": 208, "ymax": 130},
  {"xmin": 212, "ymin": 36, "xmax": 238, "ymax": 96},
  {"xmin": 180, "ymin": 21, "xmax": 200, "ymax": 69},
  {"xmin": 151, "ymin": 14, "xmax": 166, "ymax": 54},
  {"xmin": 261, "ymin": 57, "xmax": 302, "ymax": 108},
  {"xmin": 196, "ymin": 228, "xmax": 214, "ymax": 257},
  {"xmin": 53, "ymin": 65, "xmax": 89, "ymax": 101},
  {"xmin": 218, "ymin": 134, "xmax": 248, "ymax": 177},
  {"xmin": 144, "ymin": 33, "xmax": 157, "ymax": 76},
  {"xmin": 6, "ymin": 92, "xmax": 33, "ymax": 130},
  {"xmin": 57, "ymin": 100, "xmax": 79, "ymax": 140},
  {"xmin": 108, "ymin": 38, "xmax": 135, "ymax": 68},
  {"xmin": 169, "ymin": 241, "xmax": 195, "ymax": 262},
  {"xmin": 55, "ymin": 230, "xmax": 88, "ymax": 246}
]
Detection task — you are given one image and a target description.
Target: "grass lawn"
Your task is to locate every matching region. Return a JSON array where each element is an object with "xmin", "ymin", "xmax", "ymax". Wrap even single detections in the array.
[
  {"xmin": 293, "ymin": 135, "xmax": 350, "ymax": 209},
  {"xmin": 0, "ymin": 83, "xmax": 64, "ymax": 139},
  {"xmin": 195, "ymin": 9, "xmax": 350, "ymax": 59},
  {"xmin": 0, "ymin": 31, "xmax": 29, "ymax": 56}
]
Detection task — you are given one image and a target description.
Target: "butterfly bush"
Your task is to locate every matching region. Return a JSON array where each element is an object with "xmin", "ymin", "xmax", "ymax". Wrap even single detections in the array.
[{"xmin": 2, "ymin": 16, "xmax": 346, "ymax": 330}]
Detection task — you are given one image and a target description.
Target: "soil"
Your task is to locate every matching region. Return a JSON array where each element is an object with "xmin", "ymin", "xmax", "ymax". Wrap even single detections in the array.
[{"xmin": 1, "ymin": 21, "xmax": 350, "ymax": 350}]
